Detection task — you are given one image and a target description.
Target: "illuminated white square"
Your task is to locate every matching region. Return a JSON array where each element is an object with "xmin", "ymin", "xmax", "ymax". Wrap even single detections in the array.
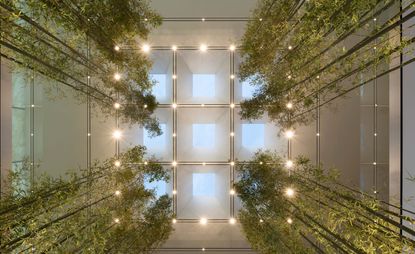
[
  {"xmin": 144, "ymin": 124, "xmax": 167, "ymax": 149},
  {"xmin": 150, "ymin": 74, "xmax": 167, "ymax": 99},
  {"xmin": 192, "ymin": 124, "xmax": 215, "ymax": 148},
  {"xmin": 242, "ymin": 124, "xmax": 264, "ymax": 148},
  {"xmin": 193, "ymin": 74, "xmax": 215, "ymax": 97},
  {"xmin": 192, "ymin": 173, "xmax": 215, "ymax": 196}
]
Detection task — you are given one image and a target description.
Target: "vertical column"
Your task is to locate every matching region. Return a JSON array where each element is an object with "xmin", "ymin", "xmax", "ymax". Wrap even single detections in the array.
[
  {"xmin": 316, "ymin": 80, "xmax": 321, "ymax": 166},
  {"xmin": 30, "ymin": 70, "xmax": 35, "ymax": 186},
  {"xmin": 373, "ymin": 49, "xmax": 378, "ymax": 198},
  {"xmin": 172, "ymin": 49, "xmax": 178, "ymax": 216},
  {"xmin": 86, "ymin": 30, "xmax": 92, "ymax": 221},
  {"xmin": 230, "ymin": 49, "xmax": 235, "ymax": 217}
]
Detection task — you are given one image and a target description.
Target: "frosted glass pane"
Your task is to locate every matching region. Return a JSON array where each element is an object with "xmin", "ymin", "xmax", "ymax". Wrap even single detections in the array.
[
  {"xmin": 242, "ymin": 80, "xmax": 256, "ymax": 99},
  {"xmin": 242, "ymin": 124, "xmax": 264, "ymax": 148},
  {"xmin": 192, "ymin": 124, "xmax": 215, "ymax": 148},
  {"xmin": 193, "ymin": 74, "xmax": 215, "ymax": 97},
  {"xmin": 145, "ymin": 179, "xmax": 167, "ymax": 197},
  {"xmin": 192, "ymin": 173, "xmax": 215, "ymax": 196},
  {"xmin": 144, "ymin": 123, "xmax": 167, "ymax": 148},
  {"xmin": 150, "ymin": 74, "xmax": 167, "ymax": 100}
]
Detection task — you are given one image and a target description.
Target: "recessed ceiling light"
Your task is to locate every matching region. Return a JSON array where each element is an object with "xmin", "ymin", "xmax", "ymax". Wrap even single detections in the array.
[{"xmin": 142, "ymin": 44, "xmax": 150, "ymax": 53}]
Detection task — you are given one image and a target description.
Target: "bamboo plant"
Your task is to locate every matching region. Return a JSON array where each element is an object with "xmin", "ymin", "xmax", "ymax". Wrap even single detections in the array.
[
  {"xmin": 0, "ymin": 0, "xmax": 163, "ymax": 135},
  {"xmin": 0, "ymin": 146, "xmax": 173, "ymax": 253},
  {"xmin": 238, "ymin": 0, "xmax": 414, "ymax": 130},
  {"xmin": 235, "ymin": 152, "xmax": 415, "ymax": 254}
]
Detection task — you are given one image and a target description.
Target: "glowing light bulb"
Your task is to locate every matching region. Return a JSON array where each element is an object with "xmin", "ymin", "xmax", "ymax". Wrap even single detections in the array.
[
  {"xmin": 112, "ymin": 130, "xmax": 122, "ymax": 139},
  {"xmin": 287, "ymin": 218, "xmax": 293, "ymax": 224},
  {"xmin": 172, "ymin": 74, "xmax": 177, "ymax": 79},
  {"xmin": 230, "ymin": 74, "xmax": 235, "ymax": 79},
  {"xmin": 201, "ymin": 104, "xmax": 205, "ymax": 107},
  {"xmin": 259, "ymin": 219, "xmax": 264, "ymax": 223},
  {"xmin": 288, "ymin": 45, "xmax": 293, "ymax": 50},
  {"xmin": 200, "ymin": 44, "xmax": 208, "ymax": 52},
  {"xmin": 172, "ymin": 190, "xmax": 177, "ymax": 195},
  {"xmin": 285, "ymin": 130, "xmax": 295, "ymax": 139},
  {"xmin": 259, "ymin": 18, "xmax": 263, "ymax": 21},
  {"xmin": 285, "ymin": 187, "xmax": 295, "ymax": 197},
  {"xmin": 229, "ymin": 44, "xmax": 236, "ymax": 51},
  {"xmin": 287, "ymin": 75, "xmax": 292, "ymax": 80},
  {"xmin": 200, "ymin": 218, "xmax": 208, "ymax": 225},
  {"xmin": 259, "ymin": 161, "xmax": 263, "ymax": 165},
  {"xmin": 229, "ymin": 218, "xmax": 236, "ymax": 224},
  {"xmin": 285, "ymin": 160, "xmax": 294, "ymax": 168},
  {"xmin": 230, "ymin": 189, "xmax": 236, "ymax": 195},
  {"xmin": 202, "ymin": 248, "xmax": 206, "ymax": 251},
  {"xmin": 115, "ymin": 190, "xmax": 121, "ymax": 196},
  {"xmin": 114, "ymin": 160, "xmax": 121, "ymax": 167},
  {"xmin": 114, "ymin": 73, "xmax": 121, "ymax": 81},
  {"xmin": 114, "ymin": 218, "xmax": 120, "ymax": 223},
  {"xmin": 286, "ymin": 102, "xmax": 293, "ymax": 109},
  {"xmin": 173, "ymin": 133, "xmax": 176, "ymax": 137},
  {"xmin": 114, "ymin": 102, "xmax": 121, "ymax": 109},
  {"xmin": 172, "ymin": 218, "xmax": 177, "ymax": 224},
  {"xmin": 230, "ymin": 103, "xmax": 235, "ymax": 108},
  {"xmin": 172, "ymin": 161, "xmax": 177, "ymax": 167},
  {"xmin": 172, "ymin": 103, "xmax": 177, "ymax": 109},
  {"xmin": 230, "ymin": 161, "xmax": 235, "ymax": 166},
  {"xmin": 141, "ymin": 44, "xmax": 150, "ymax": 53},
  {"xmin": 144, "ymin": 161, "xmax": 148, "ymax": 165},
  {"xmin": 201, "ymin": 18, "xmax": 205, "ymax": 22},
  {"xmin": 172, "ymin": 45, "xmax": 178, "ymax": 51},
  {"xmin": 144, "ymin": 104, "xmax": 148, "ymax": 109},
  {"xmin": 114, "ymin": 45, "xmax": 120, "ymax": 51},
  {"xmin": 202, "ymin": 162, "xmax": 206, "ymax": 166},
  {"xmin": 230, "ymin": 132, "xmax": 235, "ymax": 137}
]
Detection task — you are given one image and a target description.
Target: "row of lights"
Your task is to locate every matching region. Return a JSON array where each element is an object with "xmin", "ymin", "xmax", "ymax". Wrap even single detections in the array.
[
  {"xmin": 110, "ymin": 129, "xmax": 296, "ymax": 166},
  {"xmin": 171, "ymin": 217, "xmax": 238, "ymax": 225},
  {"xmin": 114, "ymin": 44, "xmax": 238, "ymax": 53}
]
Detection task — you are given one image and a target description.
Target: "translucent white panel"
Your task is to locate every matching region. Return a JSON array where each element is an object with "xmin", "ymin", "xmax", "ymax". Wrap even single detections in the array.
[
  {"xmin": 144, "ymin": 167, "xmax": 173, "ymax": 197},
  {"xmin": 162, "ymin": 223, "xmax": 252, "ymax": 250},
  {"xmin": 192, "ymin": 173, "xmax": 215, "ymax": 196},
  {"xmin": 150, "ymin": 51, "xmax": 173, "ymax": 104},
  {"xmin": 192, "ymin": 74, "xmax": 215, "ymax": 97},
  {"xmin": 145, "ymin": 179, "xmax": 167, "ymax": 197},
  {"xmin": 34, "ymin": 74, "xmax": 87, "ymax": 179},
  {"xmin": 241, "ymin": 80, "xmax": 256, "ymax": 99},
  {"xmin": 177, "ymin": 165, "xmax": 230, "ymax": 219},
  {"xmin": 242, "ymin": 124, "xmax": 264, "ymax": 149},
  {"xmin": 235, "ymin": 53, "xmax": 260, "ymax": 103},
  {"xmin": 91, "ymin": 104, "xmax": 116, "ymax": 161},
  {"xmin": 178, "ymin": 108, "xmax": 229, "ymax": 161},
  {"xmin": 234, "ymin": 109, "xmax": 285, "ymax": 160},
  {"xmin": 192, "ymin": 124, "xmax": 215, "ymax": 148},
  {"xmin": 144, "ymin": 123, "xmax": 167, "ymax": 148},
  {"xmin": 177, "ymin": 50, "xmax": 229, "ymax": 104},
  {"xmin": 120, "ymin": 108, "xmax": 173, "ymax": 161},
  {"xmin": 150, "ymin": 74, "xmax": 167, "ymax": 100}
]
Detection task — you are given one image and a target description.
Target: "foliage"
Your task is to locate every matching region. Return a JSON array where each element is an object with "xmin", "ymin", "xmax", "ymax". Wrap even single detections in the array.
[
  {"xmin": 238, "ymin": 0, "xmax": 411, "ymax": 130},
  {"xmin": 0, "ymin": 0, "xmax": 163, "ymax": 135},
  {"xmin": 235, "ymin": 151, "xmax": 415, "ymax": 254},
  {"xmin": 0, "ymin": 146, "xmax": 173, "ymax": 253}
]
